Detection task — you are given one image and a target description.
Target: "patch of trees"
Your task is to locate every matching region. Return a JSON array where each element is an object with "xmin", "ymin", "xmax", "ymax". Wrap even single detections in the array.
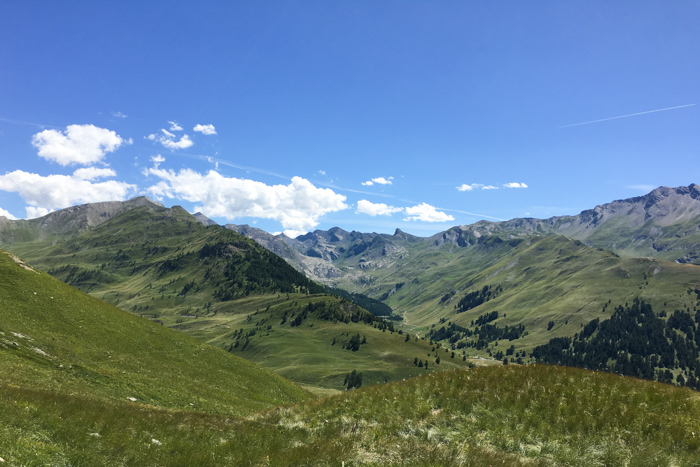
[
  {"xmin": 474, "ymin": 310, "xmax": 499, "ymax": 326},
  {"xmin": 324, "ymin": 286, "xmax": 394, "ymax": 317},
  {"xmin": 345, "ymin": 333, "xmax": 367, "ymax": 351},
  {"xmin": 427, "ymin": 319, "xmax": 525, "ymax": 351},
  {"xmin": 213, "ymin": 248, "xmax": 324, "ymax": 301},
  {"xmin": 344, "ymin": 370, "xmax": 363, "ymax": 390},
  {"xmin": 284, "ymin": 300, "xmax": 396, "ymax": 332},
  {"xmin": 455, "ymin": 285, "xmax": 503, "ymax": 313},
  {"xmin": 531, "ymin": 298, "xmax": 700, "ymax": 389}
]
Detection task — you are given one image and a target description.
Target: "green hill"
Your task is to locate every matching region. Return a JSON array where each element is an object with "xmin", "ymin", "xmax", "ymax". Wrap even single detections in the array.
[
  {"xmin": 1, "ymin": 203, "xmax": 467, "ymax": 390},
  {"xmin": 0, "ymin": 249, "xmax": 308, "ymax": 415}
]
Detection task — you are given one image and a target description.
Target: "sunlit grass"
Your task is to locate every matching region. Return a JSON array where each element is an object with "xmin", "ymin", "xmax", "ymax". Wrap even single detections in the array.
[{"xmin": 2, "ymin": 364, "xmax": 699, "ymax": 465}]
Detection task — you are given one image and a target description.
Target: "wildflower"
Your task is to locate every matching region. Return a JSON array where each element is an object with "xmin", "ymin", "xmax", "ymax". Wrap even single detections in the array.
[{"xmin": 151, "ymin": 439, "xmax": 162, "ymax": 446}]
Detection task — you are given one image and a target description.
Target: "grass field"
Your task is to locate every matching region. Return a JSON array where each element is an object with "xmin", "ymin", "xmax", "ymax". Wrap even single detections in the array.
[{"xmin": 1, "ymin": 364, "xmax": 698, "ymax": 465}]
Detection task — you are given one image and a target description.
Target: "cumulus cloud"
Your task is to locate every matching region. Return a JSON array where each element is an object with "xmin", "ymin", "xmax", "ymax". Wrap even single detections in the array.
[
  {"xmin": 503, "ymin": 182, "xmax": 528, "ymax": 188},
  {"xmin": 144, "ymin": 166, "xmax": 348, "ymax": 236},
  {"xmin": 362, "ymin": 176, "xmax": 393, "ymax": 186},
  {"xmin": 0, "ymin": 169, "xmax": 136, "ymax": 216},
  {"xmin": 356, "ymin": 200, "xmax": 403, "ymax": 216},
  {"xmin": 457, "ymin": 184, "xmax": 476, "ymax": 192},
  {"xmin": 404, "ymin": 203, "xmax": 455, "ymax": 223},
  {"xmin": 31, "ymin": 124, "xmax": 126, "ymax": 166},
  {"xmin": 26, "ymin": 206, "xmax": 52, "ymax": 219},
  {"xmin": 482, "ymin": 185, "xmax": 499, "ymax": 190},
  {"xmin": 168, "ymin": 121, "xmax": 183, "ymax": 131},
  {"xmin": 112, "ymin": 111, "xmax": 127, "ymax": 118},
  {"xmin": 147, "ymin": 130, "xmax": 193, "ymax": 150},
  {"xmin": 193, "ymin": 124, "xmax": 217, "ymax": 135},
  {"xmin": 0, "ymin": 207, "xmax": 17, "ymax": 220}
]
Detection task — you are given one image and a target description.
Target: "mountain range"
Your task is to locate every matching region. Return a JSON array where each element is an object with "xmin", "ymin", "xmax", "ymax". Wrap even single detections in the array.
[
  {"xmin": 2, "ymin": 184, "xmax": 700, "ymax": 463},
  {"xmin": 227, "ymin": 183, "xmax": 700, "ymax": 286},
  {"xmin": 2, "ymin": 184, "xmax": 700, "ymax": 391}
]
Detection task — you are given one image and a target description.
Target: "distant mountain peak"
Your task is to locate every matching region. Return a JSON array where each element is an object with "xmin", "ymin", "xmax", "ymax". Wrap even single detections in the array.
[{"xmin": 193, "ymin": 212, "xmax": 218, "ymax": 226}]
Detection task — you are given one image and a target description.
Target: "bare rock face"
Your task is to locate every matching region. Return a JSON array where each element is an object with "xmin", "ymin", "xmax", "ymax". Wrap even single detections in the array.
[
  {"xmin": 193, "ymin": 212, "xmax": 218, "ymax": 226},
  {"xmin": 0, "ymin": 197, "xmax": 163, "ymax": 244}
]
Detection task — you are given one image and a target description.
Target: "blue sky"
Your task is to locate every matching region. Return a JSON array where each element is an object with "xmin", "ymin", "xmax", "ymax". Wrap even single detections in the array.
[{"xmin": 1, "ymin": 1, "xmax": 698, "ymax": 237}]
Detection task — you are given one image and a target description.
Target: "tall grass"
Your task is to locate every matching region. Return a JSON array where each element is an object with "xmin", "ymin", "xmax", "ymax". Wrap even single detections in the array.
[{"xmin": 2, "ymin": 364, "xmax": 699, "ymax": 465}]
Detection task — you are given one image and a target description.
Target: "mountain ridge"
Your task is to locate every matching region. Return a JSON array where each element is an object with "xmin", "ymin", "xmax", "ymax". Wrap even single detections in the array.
[
  {"xmin": 0, "ymin": 196, "xmax": 163, "ymax": 244},
  {"xmin": 224, "ymin": 183, "xmax": 700, "ymax": 286}
]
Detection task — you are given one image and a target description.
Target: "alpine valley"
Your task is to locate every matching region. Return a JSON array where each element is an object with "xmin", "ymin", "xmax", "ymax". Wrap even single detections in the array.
[{"xmin": 1, "ymin": 185, "xmax": 700, "ymax": 465}]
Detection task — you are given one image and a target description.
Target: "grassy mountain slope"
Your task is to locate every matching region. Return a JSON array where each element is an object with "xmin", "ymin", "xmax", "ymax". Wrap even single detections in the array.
[
  {"xmin": 380, "ymin": 236, "xmax": 700, "ymax": 352},
  {"xmin": 2, "ymin": 364, "xmax": 698, "ymax": 465},
  {"xmin": 1, "ymin": 203, "xmax": 466, "ymax": 390},
  {"xmin": 186, "ymin": 294, "xmax": 471, "ymax": 391},
  {"xmin": 0, "ymin": 249, "xmax": 309, "ymax": 416}
]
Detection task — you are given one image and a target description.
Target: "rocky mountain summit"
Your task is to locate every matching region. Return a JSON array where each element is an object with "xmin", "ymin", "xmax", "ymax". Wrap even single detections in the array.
[
  {"xmin": 225, "ymin": 184, "xmax": 700, "ymax": 284},
  {"xmin": 452, "ymin": 183, "xmax": 700, "ymax": 262},
  {"xmin": 0, "ymin": 196, "xmax": 162, "ymax": 244}
]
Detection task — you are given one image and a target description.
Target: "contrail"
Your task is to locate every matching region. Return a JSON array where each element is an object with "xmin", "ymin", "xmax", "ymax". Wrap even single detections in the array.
[
  {"xmin": 560, "ymin": 103, "xmax": 695, "ymax": 128},
  {"xmin": 440, "ymin": 208, "xmax": 506, "ymax": 221},
  {"xmin": 0, "ymin": 117, "xmax": 58, "ymax": 129}
]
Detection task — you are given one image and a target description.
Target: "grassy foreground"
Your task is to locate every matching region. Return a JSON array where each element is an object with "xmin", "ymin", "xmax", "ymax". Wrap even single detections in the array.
[
  {"xmin": 0, "ymin": 250, "xmax": 308, "ymax": 415},
  {"xmin": 1, "ymin": 364, "xmax": 699, "ymax": 466}
]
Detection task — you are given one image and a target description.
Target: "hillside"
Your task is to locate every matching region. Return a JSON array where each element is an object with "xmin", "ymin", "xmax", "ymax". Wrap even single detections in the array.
[
  {"xmin": 0, "ymin": 249, "xmax": 308, "ymax": 415},
  {"xmin": 0, "ymin": 203, "xmax": 468, "ymax": 390},
  {"xmin": 232, "ymin": 221, "xmax": 700, "ymax": 388},
  {"xmin": 2, "ymin": 363, "xmax": 699, "ymax": 465}
]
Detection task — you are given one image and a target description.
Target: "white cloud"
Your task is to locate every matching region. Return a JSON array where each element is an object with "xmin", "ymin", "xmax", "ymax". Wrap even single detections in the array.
[
  {"xmin": 0, "ymin": 207, "xmax": 17, "ymax": 220},
  {"xmin": 112, "ymin": 111, "xmax": 127, "ymax": 118},
  {"xmin": 193, "ymin": 124, "xmax": 217, "ymax": 135},
  {"xmin": 144, "ymin": 166, "xmax": 348, "ymax": 236},
  {"xmin": 147, "ymin": 129, "xmax": 193, "ymax": 150},
  {"xmin": 26, "ymin": 206, "xmax": 52, "ymax": 219},
  {"xmin": 151, "ymin": 155, "xmax": 166, "ymax": 169},
  {"xmin": 503, "ymin": 182, "xmax": 528, "ymax": 188},
  {"xmin": 482, "ymin": 185, "xmax": 499, "ymax": 190},
  {"xmin": 72, "ymin": 167, "xmax": 117, "ymax": 181},
  {"xmin": 404, "ymin": 203, "xmax": 455, "ymax": 223},
  {"xmin": 362, "ymin": 176, "xmax": 393, "ymax": 186},
  {"xmin": 318, "ymin": 170, "xmax": 326, "ymax": 175},
  {"xmin": 457, "ymin": 184, "xmax": 476, "ymax": 192},
  {"xmin": 168, "ymin": 121, "xmax": 183, "ymax": 131},
  {"xmin": 31, "ymin": 124, "xmax": 126, "ymax": 166},
  {"xmin": 356, "ymin": 200, "xmax": 403, "ymax": 216},
  {"xmin": 0, "ymin": 169, "xmax": 136, "ymax": 216}
]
